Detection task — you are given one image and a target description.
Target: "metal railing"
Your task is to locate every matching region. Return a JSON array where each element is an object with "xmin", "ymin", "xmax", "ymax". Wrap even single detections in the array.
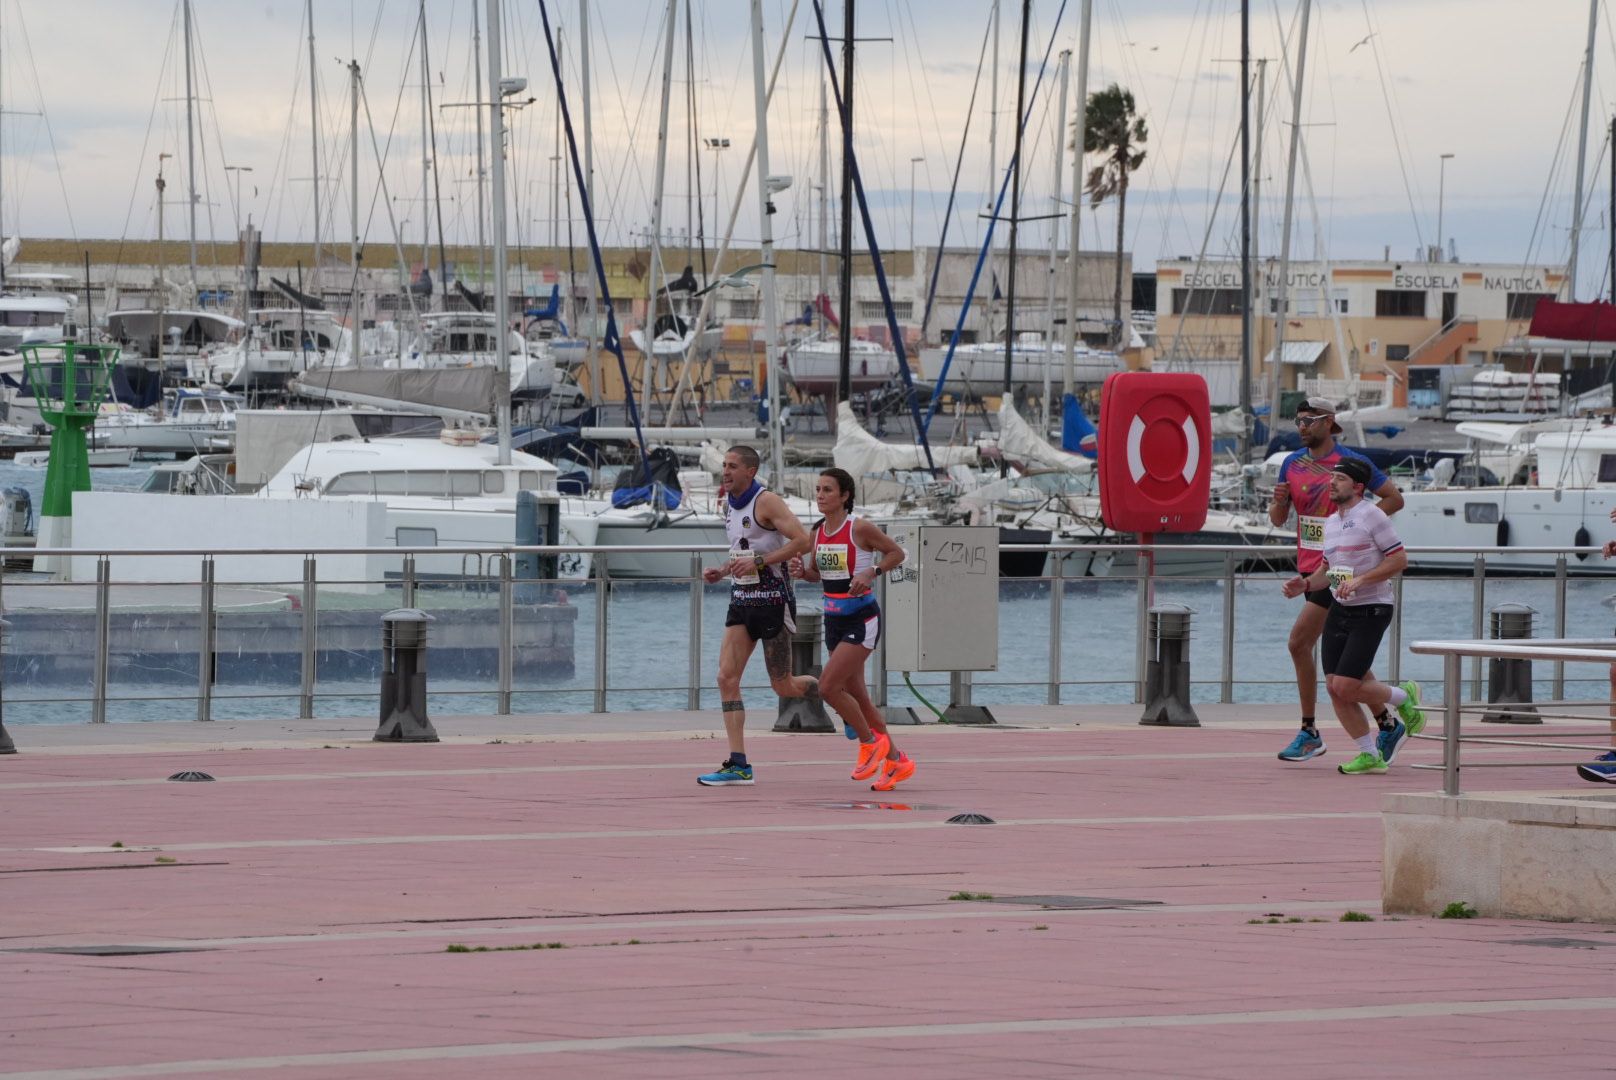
[
  {"xmin": 0, "ymin": 540, "xmax": 1611, "ymax": 724},
  {"xmin": 1408, "ymin": 637, "xmax": 1616, "ymax": 796}
]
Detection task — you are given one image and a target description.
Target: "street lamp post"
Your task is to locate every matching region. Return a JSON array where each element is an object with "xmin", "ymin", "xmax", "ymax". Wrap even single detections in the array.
[
  {"xmin": 1436, "ymin": 152, "xmax": 1454, "ymax": 262},
  {"xmin": 908, "ymin": 155, "xmax": 923, "ymax": 252},
  {"xmin": 704, "ymin": 136, "xmax": 730, "ymax": 243},
  {"xmin": 223, "ymin": 165, "xmax": 254, "ymax": 241}
]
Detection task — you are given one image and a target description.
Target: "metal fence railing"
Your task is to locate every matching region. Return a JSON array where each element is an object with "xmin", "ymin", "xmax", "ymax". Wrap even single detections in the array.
[
  {"xmin": 1408, "ymin": 637, "xmax": 1616, "ymax": 796},
  {"xmin": 1, "ymin": 541, "xmax": 1613, "ymax": 724}
]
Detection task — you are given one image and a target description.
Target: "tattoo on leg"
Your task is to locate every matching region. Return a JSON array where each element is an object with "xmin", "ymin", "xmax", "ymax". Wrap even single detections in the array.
[
  {"xmin": 721, "ymin": 700, "xmax": 745, "ymax": 713},
  {"xmin": 763, "ymin": 633, "xmax": 793, "ymax": 685}
]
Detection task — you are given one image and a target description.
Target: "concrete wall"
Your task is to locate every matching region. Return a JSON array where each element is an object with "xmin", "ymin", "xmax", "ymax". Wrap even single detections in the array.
[{"xmin": 70, "ymin": 492, "xmax": 389, "ymax": 591}]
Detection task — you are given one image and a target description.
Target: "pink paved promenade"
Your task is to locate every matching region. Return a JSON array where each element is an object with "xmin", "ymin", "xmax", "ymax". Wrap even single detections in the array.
[{"xmin": 2, "ymin": 706, "xmax": 1614, "ymax": 1078}]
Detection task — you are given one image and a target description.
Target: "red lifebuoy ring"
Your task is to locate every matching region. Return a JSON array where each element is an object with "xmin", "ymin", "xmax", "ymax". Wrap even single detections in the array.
[{"xmin": 1098, "ymin": 372, "xmax": 1212, "ymax": 534}]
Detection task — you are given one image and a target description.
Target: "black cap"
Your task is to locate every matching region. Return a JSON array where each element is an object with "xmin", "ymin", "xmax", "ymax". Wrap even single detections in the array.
[{"xmin": 1331, "ymin": 457, "xmax": 1373, "ymax": 487}]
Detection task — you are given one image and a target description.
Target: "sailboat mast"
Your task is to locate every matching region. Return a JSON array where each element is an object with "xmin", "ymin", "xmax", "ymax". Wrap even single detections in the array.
[
  {"xmin": 350, "ymin": 60, "xmax": 361, "ymax": 345},
  {"xmin": 182, "ymin": 0, "xmax": 198, "ymax": 289},
  {"xmin": 817, "ymin": 69, "xmax": 829, "ymax": 320},
  {"xmin": 835, "ymin": 0, "xmax": 855, "ymax": 405},
  {"xmin": 1567, "ymin": 0, "xmax": 1599, "ymax": 301},
  {"xmin": 1043, "ymin": 48, "xmax": 1069, "ymax": 430},
  {"xmin": 307, "ymin": 0, "xmax": 321, "ymax": 281},
  {"xmin": 419, "ymin": 0, "xmax": 430, "ymax": 272},
  {"xmin": 1238, "ymin": 0, "xmax": 1251, "ymax": 464},
  {"xmin": 750, "ymin": 0, "xmax": 784, "ymax": 483},
  {"xmin": 1061, "ymin": 0, "xmax": 1092, "ymax": 398},
  {"xmin": 486, "ymin": 0, "xmax": 512, "ymax": 465},
  {"xmin": 643, "ymin": 0, "xmax": 679, "ymax": 413},
  {"xmin": 472, "ymin": 3, "xmax": 486, "ymax": 286},
  {"xmin": 579, "ymin": 0, "xmax": 599, "ymax": 406},
  {"xmin": 1002, "ymin": 0, "xmax": 1030, "ymax": 397},
  {"xmin": 1267, "ymin": 0, "xmax": 1310, "ymax": 429}
]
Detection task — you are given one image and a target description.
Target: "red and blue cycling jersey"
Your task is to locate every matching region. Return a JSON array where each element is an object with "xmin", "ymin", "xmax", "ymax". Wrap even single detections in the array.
[{"xmin": 1277, "ymin": 446, "xmax": 1388, "ymax": 574}]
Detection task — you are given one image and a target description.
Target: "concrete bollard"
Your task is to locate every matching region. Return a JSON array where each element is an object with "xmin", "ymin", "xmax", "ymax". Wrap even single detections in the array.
[
  {"xmin": 0, "ymin": 618, "xmax": 13, "ymax": 754},
  {"xmin": 1140, "ymin": 603, "xmax": 1200, "ymax": 727},
  {"xmin": 374, "ymin": 608, "xmax": 440, "ymax": 742},
  {"xmin": 1482, "ymin": 602, "xmax": 1539, "ymax": 724},
  {"xmin": 775, "ymin": 609, "xmax": 834, "ymax": 733}
]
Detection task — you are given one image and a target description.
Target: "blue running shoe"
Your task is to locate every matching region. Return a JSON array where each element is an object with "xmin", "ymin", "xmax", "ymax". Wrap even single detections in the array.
[
  {"xmin": 1577, "ymin": 750, "xmax": 1616, "ymax": 784},
  {"xmin": 1377, "ymin": 717, "xmax": 1409, "ymax": 765},
  {"xmin": 1278, "ymin": 728, "xmax": 1326, "ymax": 762},
  {"xmin": 697, "ymin": 759, "xmax": 754, "ymax": 786}
]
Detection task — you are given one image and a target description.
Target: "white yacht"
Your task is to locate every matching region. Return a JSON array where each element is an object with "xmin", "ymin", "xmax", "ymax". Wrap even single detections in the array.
[
  {"xmin": 404, "ymin": 311, "xmax": 556, "ymax": 397},
  {"xmin": 93, "ymin": 386, "xmax": 241, "ymax": 456},
  {"xmin": 0, "ymin": 291, "xmax": 71, "ymax": 352},
  {"xmin": 202, "ymin": 309, "xmax": 353, "ymax": 391},
  {"xmin": 105, "ymin": 309, "xmax": 244, "ymax": 376},
  {"xmin": 919, "ymin": 332, "xmax": 1123, "ymax": 397},
  {"xmin": 1396, "ymin": 419, "xmax": 1616, "ymax": 573},
  {"xmin": 784, "ymin": 336, "xmax": 907, "ymax": 396}
]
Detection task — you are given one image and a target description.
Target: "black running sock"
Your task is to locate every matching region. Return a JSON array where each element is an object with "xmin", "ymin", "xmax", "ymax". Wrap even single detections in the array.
[
  {"xmin": 1301, "ymin": 717, "xmax": 1318, "ymax": 736},
  {"xmin": 1374, "ymin": 710, "xmax": 1396, "ymax": 731},
  {"xmin": 730, "ymin": 753, "xmax": 748, "ymax": 768}
]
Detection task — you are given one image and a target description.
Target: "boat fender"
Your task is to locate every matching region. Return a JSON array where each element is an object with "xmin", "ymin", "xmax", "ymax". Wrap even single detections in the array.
[
  {"xmin": 1575, "ymin": 524, "xmax": 1592, "ymax": 562},
  {"xmin": 1496, "ymin": 519, "xmax": 1510, "ymax": 548}
]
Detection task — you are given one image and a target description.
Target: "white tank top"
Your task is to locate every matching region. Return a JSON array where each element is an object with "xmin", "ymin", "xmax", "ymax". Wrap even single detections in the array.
[{"xmin": 723, "ymin": 482, "xmax": 790, "ymax": 602}]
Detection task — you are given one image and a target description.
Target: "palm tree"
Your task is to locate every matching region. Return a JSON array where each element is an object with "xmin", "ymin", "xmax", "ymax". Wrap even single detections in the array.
[{"xmin": 1081, "ymin": 84, "xmax": 1147, "ymax": 348}]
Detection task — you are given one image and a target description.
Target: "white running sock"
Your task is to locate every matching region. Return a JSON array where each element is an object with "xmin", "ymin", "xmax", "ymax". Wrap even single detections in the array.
[
  {"xmin": 1354, "ymin": 732, "xmax": 1379, "ymax": 755},
  {"xmin": 1386, "ymin": 685, "xmax": 1409, "ymax": 707}
]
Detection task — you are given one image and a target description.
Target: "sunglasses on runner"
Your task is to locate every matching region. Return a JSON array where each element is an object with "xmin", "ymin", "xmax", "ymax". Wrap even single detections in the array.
[{"xmin": 1295, "ymin": 414, "xmax": 1331, "ymax": 428}]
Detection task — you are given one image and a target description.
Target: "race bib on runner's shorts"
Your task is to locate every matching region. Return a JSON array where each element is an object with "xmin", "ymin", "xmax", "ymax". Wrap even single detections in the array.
[{"xmin": 1299, "ymin": 515, "xmax": 1327, "ymax": 551}]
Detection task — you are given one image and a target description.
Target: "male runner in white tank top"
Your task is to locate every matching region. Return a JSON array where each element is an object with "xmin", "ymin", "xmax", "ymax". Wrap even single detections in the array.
[{"xmin": 697, "ymin": 445, "xmax": 817, "ymax": 786}]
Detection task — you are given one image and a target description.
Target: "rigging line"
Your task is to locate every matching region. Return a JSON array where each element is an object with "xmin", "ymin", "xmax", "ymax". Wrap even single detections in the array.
[
  {"xmin": 910, "ymin": 0, "xmax": 1071, "ymax": 436},
  {"xmin": 918, "ymin": 4, "xmax": 994, "ymax": 340},
  {"xmin": 112, "ymin": 0, "xmax": 182, "ymax": 283},
  {"xmin": 537, "ymin": 0, "xmax": 653, "ymax": 482},
  {"xmin": 809, "ymin": 0, "xmax": 944, "ymax": 470},
  {"xmin": 190, "ymin": 4, "xmax": 228, "ymax": 273},
  {"xmin": 12, "ymin": 3, "xmax": 75, "ymax": 241},
  {"xmin": 1132, "ymin": 0, "xmax": 1214, "ymax": 261},
  {"xmin": 1162, "ymin": 103, "xmax": 1240, "ymax": 368},
  {"xmin": 1517, "ymin": 70, "xmax": 1582, "ymax": 280},
  {"xmin": 895, "ymin": 0, "xmax": 959, "ymax": 249},
  {"xmin": 1357, "ymin": 0, "xmax": 1425, "ymax": 252},
  {"xmin": 260, "ymin": 4, "xmax": 306, "ymax": 248}
]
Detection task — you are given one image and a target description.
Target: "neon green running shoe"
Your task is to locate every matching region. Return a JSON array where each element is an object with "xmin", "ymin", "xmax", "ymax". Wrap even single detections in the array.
[
  {"xmin": 1396, "ymin": 680, "xmax": 1425, "ymax": 736},
  {"xmin": 1338, "ymin": 751, "xmax": 1388, "ymax": 776}
]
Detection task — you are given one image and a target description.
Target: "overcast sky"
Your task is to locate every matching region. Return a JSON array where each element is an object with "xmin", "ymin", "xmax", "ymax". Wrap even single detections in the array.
[{"xmin": 2, "ymin": 1, "xmax": 1612, "ymax": 295}]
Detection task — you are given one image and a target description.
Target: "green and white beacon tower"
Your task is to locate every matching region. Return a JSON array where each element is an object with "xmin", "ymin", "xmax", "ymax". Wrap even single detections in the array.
[{"xmin": 22, "ymin": 341, "xmax": 117, "ymax": 578}]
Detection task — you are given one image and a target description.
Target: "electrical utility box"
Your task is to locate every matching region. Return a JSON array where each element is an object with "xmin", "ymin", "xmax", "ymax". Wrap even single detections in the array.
[{"xmin": 883, "ymin": 523, "xmax": 999, "ymax": 672}]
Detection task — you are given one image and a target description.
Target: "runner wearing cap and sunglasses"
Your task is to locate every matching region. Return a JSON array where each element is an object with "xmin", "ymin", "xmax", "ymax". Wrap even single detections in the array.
[
  {"xmin": 1270, "ymin": 397, "xmax": 1410, "ymax": 764},
  {"xmin": 1281, "ymin": 457, "xmax": 1424, "ymax": 774}
]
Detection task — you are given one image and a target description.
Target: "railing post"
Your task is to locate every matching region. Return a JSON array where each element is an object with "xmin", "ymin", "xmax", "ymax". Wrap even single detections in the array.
[
  {"xmin": 197, "ymin": 557, "xmax": 215, "ymax": 722},
  {"xmin": 1443, "ymin": 650, "xmax": 1462, "ymax": 797},
  {"xmin": 687, "ymin": 552, "xmax": 702, "ymax": 711},
  {"xmin": 1134, "ymin": 548, "xmax": 1151, "ymax": 704},
  {"xmin": 1219, "ymin": 550, "xmax": 1235, "ymax": 704},
  {"xmin": 497, "ymin": 554, "xmax": 513, "ymax": 715},
  {"xmin": 91, "ymin": 557, "xmax": 110, "ymax": 724},
  {"xmin": 873, "ymin": 571, "xmax": 889, "ymax": 707},
  {"xmin": 300, "ymin": 556, "xmax": 316, "ymax": 719},
  {"xmin": 593, "ymin": 572, "xmax": 608, "ymax": 714},
  {"xmin": 401, "ymin": 554, "xmax": 417, "ymax": 608},
  {"xmin": 1470, "ymin": 554, "xmax": 1485, "ymax": 701},
  {"xmin": 1553, "ymin": 554, "xmax": 1568, "ymax": 700},
  {"xmin": 1047, "ymin": 553, "xmax": 1063, "ymax": 706},
  {"xmin": 1388, "ymin": 575, "xmax": 1404, "ymax": 683}
]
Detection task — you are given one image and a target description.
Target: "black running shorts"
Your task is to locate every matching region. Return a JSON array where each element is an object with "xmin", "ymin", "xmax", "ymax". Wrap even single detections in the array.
[
  {"xmin": 824, "ymin": 608, "xmax": 882, "ymax": 652},
  {"xmin": 1304, "ymin": 586, "xmax": 1334, "ymax": 610},
  {"xmin": 1321, "ymin": 601, "xmax": 1394, "ymax": 681},
  {"xmin": 725, "ymin": 599, "xmax": 795, "ymax": 642}
]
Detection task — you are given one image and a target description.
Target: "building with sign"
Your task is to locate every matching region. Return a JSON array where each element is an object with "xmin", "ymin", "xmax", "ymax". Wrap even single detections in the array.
[{"xmin": 1150, "ymin": 258, "xmax": 1570, "ymax": 409}]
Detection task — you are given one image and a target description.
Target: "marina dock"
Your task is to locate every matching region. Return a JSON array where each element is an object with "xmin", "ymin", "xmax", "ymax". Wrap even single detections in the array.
[{"xmin": 2, "ymin": 704, "xmax": 1610, "ymax": 1078}]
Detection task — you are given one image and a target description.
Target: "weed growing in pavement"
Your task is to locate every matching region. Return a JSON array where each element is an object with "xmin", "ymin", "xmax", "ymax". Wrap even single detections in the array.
[
  {"xmin": 1438, "ymin": 901, "xmax": 1478, "ymax": 919},
  {"xmin": 1340, "ymin": 911, "xmax": 1375, "ymax": 922},
  {"xmin": 948, "ymin": 891, "xmax": 995, "ymax": 902},
  {"xmin": 154, "ymin": 857, "xmax": 177, "ymax": 864},
  {"xmin": 109, "ymin": 841, "xmax": 124, "ymax": 849}
]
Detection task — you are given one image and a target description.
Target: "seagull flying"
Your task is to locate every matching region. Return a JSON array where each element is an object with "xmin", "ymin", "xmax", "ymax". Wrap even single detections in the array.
[{"xmin": 1349, "ymin": 32, "xmax": 1376, "ymax": 53}]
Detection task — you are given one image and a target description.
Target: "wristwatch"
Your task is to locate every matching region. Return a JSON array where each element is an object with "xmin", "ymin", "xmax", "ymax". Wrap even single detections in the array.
[{"xmin": 753, "ymin": 553, "xmax": 766, "ymax": 571}]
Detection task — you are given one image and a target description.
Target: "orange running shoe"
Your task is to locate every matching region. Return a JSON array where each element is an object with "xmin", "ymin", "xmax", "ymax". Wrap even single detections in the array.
[
  {"xmin": 870, "ymin": 752, "xmax": 915, "ymax": 791},
  {"xmin": 851, "ymin": 732, "xmax": 891, "ymax": 781}
]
